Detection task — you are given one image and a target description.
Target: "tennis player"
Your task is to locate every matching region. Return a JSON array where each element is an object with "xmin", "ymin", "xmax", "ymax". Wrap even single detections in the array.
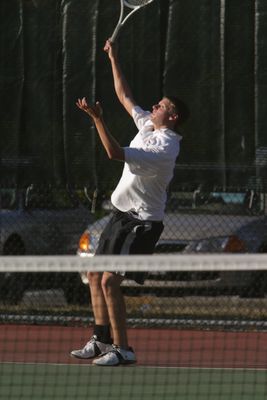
[{"xmin": 71, "ymin": 39, "xmax": 189, "ymax": 366}]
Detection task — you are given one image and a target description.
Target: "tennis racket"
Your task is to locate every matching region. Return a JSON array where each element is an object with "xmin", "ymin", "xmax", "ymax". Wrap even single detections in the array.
[{"xmin": 110, "ymin": 0, "xmax": 155, "ymax": 43}]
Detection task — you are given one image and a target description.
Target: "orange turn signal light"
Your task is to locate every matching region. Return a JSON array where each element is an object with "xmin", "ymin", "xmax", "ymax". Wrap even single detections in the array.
[{"xmin": 78, "ymin": 231, "xmax": 90, "ymax": 252}]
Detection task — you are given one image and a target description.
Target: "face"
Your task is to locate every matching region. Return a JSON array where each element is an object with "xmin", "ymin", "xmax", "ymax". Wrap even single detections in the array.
[{"xmin": 150, "ymin": 98, "xmax": 177, "ymax": 128}]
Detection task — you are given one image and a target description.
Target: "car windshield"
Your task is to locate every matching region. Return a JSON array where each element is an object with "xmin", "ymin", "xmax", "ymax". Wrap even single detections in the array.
[
  {"xmin": 1, "ymin": 187, "xmax": 91, "ymax": 210},
  {"xmin": 166, "ymin": 190, "xmax": 263, "ymax": 215},
  {"xmin": 25, "ymin": 187, "xmax": 80, "ymax": 210}
]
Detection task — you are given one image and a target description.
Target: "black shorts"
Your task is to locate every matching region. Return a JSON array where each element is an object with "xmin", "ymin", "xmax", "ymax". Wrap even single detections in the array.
[{"xmin": 95, "ymin": 209, "xmax": 164, "ymax": 283}]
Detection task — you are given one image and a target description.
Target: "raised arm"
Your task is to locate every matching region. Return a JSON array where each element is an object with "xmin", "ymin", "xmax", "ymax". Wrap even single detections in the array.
[{"xmin": 104, "ymin": 40, "xmax": 137, "ymax": 116}]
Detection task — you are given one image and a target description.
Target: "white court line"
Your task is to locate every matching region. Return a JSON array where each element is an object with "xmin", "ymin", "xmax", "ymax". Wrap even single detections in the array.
[{"xmin": 1, "ymin": 361, "xmax": 267, "ymax": 372}]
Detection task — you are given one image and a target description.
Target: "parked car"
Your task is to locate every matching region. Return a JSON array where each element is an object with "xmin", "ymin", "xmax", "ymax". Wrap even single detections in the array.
[
  {"xmin": 77, "ymin": 190, "xmax": 267, "ymax": 297},
  {"xmin": 0, "ymin": 185, "xmax": 94, "ymax": 303}
]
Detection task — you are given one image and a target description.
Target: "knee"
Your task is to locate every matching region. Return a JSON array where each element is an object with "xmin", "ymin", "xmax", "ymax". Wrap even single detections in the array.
[
  {"xmin": 101, "ymin": 272, "xmax": 122, "ymax": 296},
  {"xmin": 87, "ymin": 272, "xmax": 102, "ymax": 288}
]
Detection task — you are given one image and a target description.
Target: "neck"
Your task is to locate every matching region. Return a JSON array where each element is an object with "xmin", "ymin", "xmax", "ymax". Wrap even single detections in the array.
[{"xmin": 153, "ymin": 122, "xmax": 169, "ymax": 130}]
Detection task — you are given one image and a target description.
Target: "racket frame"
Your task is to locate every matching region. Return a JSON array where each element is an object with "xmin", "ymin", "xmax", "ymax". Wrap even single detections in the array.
[{"xmin": 110, "ymin": 0, "xmax": 154, "ymax": 42}]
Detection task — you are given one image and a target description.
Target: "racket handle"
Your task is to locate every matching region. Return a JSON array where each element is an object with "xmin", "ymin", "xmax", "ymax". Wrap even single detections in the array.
[{"xmin": 110, "ymin": 25, "xmax": 121, "ymax": 43}]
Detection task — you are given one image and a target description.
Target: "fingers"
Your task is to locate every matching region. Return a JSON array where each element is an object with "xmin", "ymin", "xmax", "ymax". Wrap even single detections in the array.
[
  {"xmin": 76, "ymin": 100, "xmax": 82, "ymax": 109},
  {"xmin": 104, "ymin": 39, "xmax": 112, "ymax": 54},
  {"xmin": 76, "ymin": 98, "xmax": 102, "ymax": 119},
  {"xmin": 76, "ymin": 97, "xmax": 88, "ymax": 110},
  {"xmin": 81, "ymin": 97, "xmax": 87, "ymax": 107},
  {"xmin": 103, "ymin": 40, "xmax": 109, "ymax": 52},
  {"xmin": 76, "ymin": 98, "xmax": 82, "ymax": 108},
  {"xmin": 104, "ymin": 39, "xmax": 118, "ymax": 56}
]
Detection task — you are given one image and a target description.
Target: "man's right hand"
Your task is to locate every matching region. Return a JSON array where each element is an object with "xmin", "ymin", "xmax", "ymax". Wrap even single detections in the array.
[{"xmin": 104, "ymin": 39, "xmax": 118, "ymax": 60}]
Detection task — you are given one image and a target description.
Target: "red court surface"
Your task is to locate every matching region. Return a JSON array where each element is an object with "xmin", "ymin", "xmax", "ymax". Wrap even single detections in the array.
[{"xmin": 1, "ymin": 324, "xmax": 267, "ymax": 369}]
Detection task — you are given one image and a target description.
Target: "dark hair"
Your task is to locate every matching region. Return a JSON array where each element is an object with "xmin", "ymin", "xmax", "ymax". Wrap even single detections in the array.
[{"xmin": 164, "ymin": 95, "xmax": 190, "ymax": 126}]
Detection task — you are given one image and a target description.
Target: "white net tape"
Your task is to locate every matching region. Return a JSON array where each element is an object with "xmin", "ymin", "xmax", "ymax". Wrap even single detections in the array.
[{"xmin": 1, "ymin": 254, "xmax": 267, "ymax": 272}]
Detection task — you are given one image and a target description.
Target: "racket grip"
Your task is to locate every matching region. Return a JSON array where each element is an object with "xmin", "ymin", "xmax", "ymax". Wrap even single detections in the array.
[{"xmin": 110, "ymin": 25, "xmax": 121, "ymax": 43}]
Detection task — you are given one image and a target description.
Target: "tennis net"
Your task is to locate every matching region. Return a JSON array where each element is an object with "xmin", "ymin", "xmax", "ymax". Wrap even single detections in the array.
[{"xmin": 1, "ymin": 254, "xmax": 267, "ymax": 400}]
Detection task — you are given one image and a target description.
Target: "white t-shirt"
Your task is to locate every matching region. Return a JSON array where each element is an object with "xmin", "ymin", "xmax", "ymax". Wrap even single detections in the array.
[{"xmin": 111, "ymin": 106, "xmax": 182, "ymax": 221}]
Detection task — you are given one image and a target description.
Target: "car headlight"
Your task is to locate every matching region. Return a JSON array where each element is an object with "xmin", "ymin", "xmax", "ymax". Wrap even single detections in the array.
[
  {"xmin": 77, "ymin": 230, "xmax": 99, "ymax": 256},
  {"xmin": 77, "ymin": 230, "xmax": 99, "ymax": 285},
  {"xmin": 184, "ymin": 235, "xmax": 246, "ymax": 253}
]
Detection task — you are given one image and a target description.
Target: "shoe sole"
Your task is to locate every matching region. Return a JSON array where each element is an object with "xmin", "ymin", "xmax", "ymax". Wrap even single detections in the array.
[
  {"xmin": 93, "ymin": 359, "xmax": 137, "ymax": 367},
  {"xmin": 70, "ymin": 352, "xmax": 95, "ymax": 360}
]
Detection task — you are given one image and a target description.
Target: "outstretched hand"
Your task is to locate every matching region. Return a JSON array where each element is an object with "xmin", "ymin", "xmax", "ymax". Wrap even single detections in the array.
[{"xmin": 76, "ymin": 97, "xmax": 103, "ymax": 120}]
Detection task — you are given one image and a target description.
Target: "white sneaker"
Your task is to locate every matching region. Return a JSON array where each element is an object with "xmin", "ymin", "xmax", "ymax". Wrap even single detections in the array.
[
  {"xmin": 93, "ymin": 345, "xmax": 136, "ymax": 366},
  {"xmin": 70, "ymin": 335, "xmax": 113, "ymax": 359}
]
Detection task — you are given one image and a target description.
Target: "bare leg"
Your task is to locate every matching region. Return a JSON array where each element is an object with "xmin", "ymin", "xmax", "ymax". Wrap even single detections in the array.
[
  {"xmin": 101, "ymin": 272, "xmax": 128, "ymax": 348},
  {"xmin": 87, "ymin": 272, "xmax": 109, "ymax": 325}
]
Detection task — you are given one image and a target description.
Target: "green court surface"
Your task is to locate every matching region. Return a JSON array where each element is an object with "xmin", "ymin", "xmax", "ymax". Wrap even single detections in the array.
[{"xmin": 0, "ymin": 363, "xmax": 266, "ymax": 400}]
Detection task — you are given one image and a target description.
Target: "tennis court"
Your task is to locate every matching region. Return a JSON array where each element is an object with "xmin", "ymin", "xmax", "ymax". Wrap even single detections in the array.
[
  {"xmin": 2, "ymin": 0, "xmax": 267, "ymax": 397},
  {"xmin": 1, "ymin": 324, "xmax": 267, "ymax": 399}
]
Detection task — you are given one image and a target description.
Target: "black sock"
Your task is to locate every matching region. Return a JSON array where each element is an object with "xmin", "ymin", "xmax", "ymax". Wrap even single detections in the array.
[{"xmin": 93, "ymin": 324, "xmax": 112, "ymax": 344}]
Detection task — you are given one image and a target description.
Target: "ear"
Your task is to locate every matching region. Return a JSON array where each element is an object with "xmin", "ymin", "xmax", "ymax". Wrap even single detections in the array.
[{"xmin": 169, "ymin": 113, "xmax": 179, "ymax": 122}]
